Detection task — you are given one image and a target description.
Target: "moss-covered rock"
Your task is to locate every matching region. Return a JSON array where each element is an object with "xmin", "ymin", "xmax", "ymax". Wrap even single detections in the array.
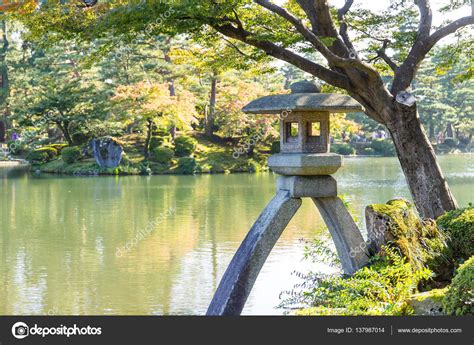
[
  {"xmin": 407, "ymin": 288, "xmax": 447, "ymax": 315},
  {"xmin": 443, "ymin": 256, "xmax": 474, "ymax": 315},
  {"xmin": 437, "ymin": 206, "xmax": 474, "ymax": 264},
  {"xmin": 365, "ymin": 199, "xmax": 447, "ymax": 270}
]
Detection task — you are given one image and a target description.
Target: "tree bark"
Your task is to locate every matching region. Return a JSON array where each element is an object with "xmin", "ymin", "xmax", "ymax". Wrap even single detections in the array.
[
  {"xmin": 0, "ymin": 19, "xmax": 9, "ymax": 143},
  {"xmin": 56, "ymin": 121, "xmax": 73, "ymax": 146},
  {"xmin": 205, "ymin": 75, "xmax": 217, "ymax": 137},
  {"xmin": 144, "ymin": 118, "xmax": 153, "ymax": 159},
  {"xmin": 386, "ymin": 105, "xmax": 458, "ymax": 219}
]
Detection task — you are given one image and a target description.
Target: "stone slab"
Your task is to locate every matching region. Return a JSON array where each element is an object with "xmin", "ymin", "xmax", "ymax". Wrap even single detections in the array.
[
  {"xmin": 277, "ymin": 175, "xmax": 337, "ymax": 198},
  {"xmin": 268, "ymin": 153, "xmax": 342, "ymax": 175}
]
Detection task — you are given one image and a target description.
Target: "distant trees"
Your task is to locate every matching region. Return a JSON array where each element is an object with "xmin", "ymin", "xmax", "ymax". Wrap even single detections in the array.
[
  {"xmin": 9, "ymin": 42, "xmax": 109, "ymax": 145},
  {"xmin": 414, "ymin": 50, "xmax": 473, "ymax": 143}
]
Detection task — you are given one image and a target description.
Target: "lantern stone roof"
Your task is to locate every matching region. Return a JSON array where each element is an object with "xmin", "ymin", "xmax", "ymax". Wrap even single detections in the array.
[{"xmin": 242, "ymin": 80, "xmax": 363, "ymax": 114}]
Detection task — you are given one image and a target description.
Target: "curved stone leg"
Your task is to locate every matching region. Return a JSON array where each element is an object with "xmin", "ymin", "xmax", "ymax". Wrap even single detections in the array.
[
  {"xmin": 207, "ymin": 191, "xmax": 302, "ymax": 316},
  {"xmin": 312, "ymin": 197, "xmax": 369, "ymax": 275}
]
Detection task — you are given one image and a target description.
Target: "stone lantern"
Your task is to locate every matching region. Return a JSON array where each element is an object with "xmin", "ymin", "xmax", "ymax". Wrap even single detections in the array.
[{"xmin": 207, "ymin": 80, "xmax": 369, "ymax": 316}]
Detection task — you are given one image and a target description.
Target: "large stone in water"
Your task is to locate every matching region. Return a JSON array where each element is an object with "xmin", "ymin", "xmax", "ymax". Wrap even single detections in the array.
[{"xmin": 90, "ymin": 137, "xmax": 123, "ymax": 168}]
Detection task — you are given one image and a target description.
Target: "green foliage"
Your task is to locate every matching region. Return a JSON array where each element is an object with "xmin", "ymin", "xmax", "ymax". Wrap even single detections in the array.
[
  {"xmin": 361, "ymin": 147, "xmax": 376, "ymax": 155},
  {"xmin": 150, "ymin": 147, "xmax": 174, "ymax": 164},
  {"xmin": 370, "ymin": 139, "xmax": 396, "ymax": 156},
  {"xmin": 281, "ymin": 244, "xmax": 432, "ymax": 316},
  {"xmin": 7, "ymin": 140, "xmax": 26, "ymax": 155},
  {"xmin": 149, "ymin": 136, "xmax": 165, "ymax": 151},
  {"xmin": 330, "ymin": 143, "xmax": 355, "ymax": 155},
  {"xmin": 174, "ymin": 136, "xmax": 197, "ymax": 157},
  {"xmin": 270, "ymin": 141, "xmax": 280, "ymax": 154},
  {"xmin": 176, "ymin": 157, "xmax": 197, "ymax": 175},
  {"xmin": 26, "ymin": 147, "xmax": 58, "ymax": 163},
  {"xmin": 44, "ymin": 144, "xmax": 68, "ymax": 153},
  {"xmin": 368, "ymin": 199, "xmax": 447, "ymax": 270},
  {"xmin": 443, "ymin": 138, "xmax": 458, "ymax": 147},
  {"xmin": 61, "ymin": 147, "xmax": 81, "ymax": 164},
  {"xmin": 71, "ymin": 130, "xmax": 93, "ymax": 146},
  {"xmin": 443, "ymin": 256, "xmax": 474, "ymax": 315},
  {"xmin": 437, "ymin": 206, "xmax": 474, "ymax": 264}
]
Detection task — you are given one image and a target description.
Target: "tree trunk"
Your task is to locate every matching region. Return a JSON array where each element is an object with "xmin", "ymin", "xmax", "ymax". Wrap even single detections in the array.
[
  {"xmin": 205, "ymin": 75, "xmax": 217, "ymax": 137},
  {"xmin": 0, "ymin": 19, "xmax": 9, "ymax": 143},
  {"xmin": 386, "ymin": 105, "xmax": 458, "ymax": 219},
  {"xmin": 57, "ymin": 122, "xmax": 73, "ymax": 146},
  {"xmin": 144, "ymin": 118, "xmax": 153, "ymax": 159}
]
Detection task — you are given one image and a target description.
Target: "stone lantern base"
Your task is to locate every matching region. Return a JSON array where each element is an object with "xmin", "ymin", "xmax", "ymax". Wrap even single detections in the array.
[{"xmin": 207, "ymin": 170, "xmax": 370, "ymax": 316}]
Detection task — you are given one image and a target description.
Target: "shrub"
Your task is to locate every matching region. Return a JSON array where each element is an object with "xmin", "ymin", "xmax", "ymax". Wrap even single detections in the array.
[
  {"xmin": 331, "ymin": 143, "xmax": 355, "ymax": 155},
  {"xmin": 26, "ymin": 147, "xmax": 58, "ymax": 163},
  {"xmin": 153, "ymin": 126, "xmax": 169, "ymax": 137},
  {"xmin": 149, "ymin": 136, "xmax": 165, "ymax": 151},
  {"xmin": 437, "ymin": 206, "xmax": 474, "ymax": 264},
  {"xmin": 71, "ymin": 130, "xmax": 93, "ymax": 146},
  {"xmin": 370, "ymin": 139, "xmax": 396, "ymax": 156},
  {"xmin": 443, "ymin": 138, "xmax": 457, "ymax": 148},
  {"xmin": 150, "ymin": 147, "xmax": 174, "ymax": 164},
  {"xmin": 7, "ymin": 140, "xmax": 25, "ymax": 155},
  {"xmin": 443, "ymin": 256, "xmax": 474, "ymax": 315},
  {"xmin": 361, "ymin": 147, "xmax": 376, "ymax": 156},
  {"xmin": 174, "ymin": 136, "xmax": 197, "ymax": 157},
  {"xmin": 45, "ymin": 144, "xmax": 68, "ymax": 153},
  {"xmin": 271, "ymin": 141, "xmax": 280, "ymax": 154},
  {"xmin": 120, "ymin": 153, "xmax": 131, "ymax": 166},
  {"xmin": 280, "ymin": 244, "xmax": 432, "ymax": 315},
  {"xmin": 176, "ymin": 157, "xmax": 197, "ymax": 174},
  {"xmin": 61, "ymin": 146, "xmax": 81, "ymax": 164}
]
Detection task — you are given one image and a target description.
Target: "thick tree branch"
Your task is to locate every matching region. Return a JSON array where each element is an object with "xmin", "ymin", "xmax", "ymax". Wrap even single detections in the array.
[
  {"xmin": 254, "ymin": 0, "xmax": 378, "ymax": 77},
  {"xmin": 392, "ymin": 11, "xmax": 474, "ymax": 94},
  {"xmin": 295, "ymin": 0, "xmax": 351, "ymax": 57},
  {"xmin": 212, "ymin": 23, "xmax": 352, "ymax": 91},
  {"xmin": 429, "ymin": 15, "xmax": 474, "ymax": 45},
  {"xmin": 415, "ymin": 0, "xmax": 432, "ymax": 39}
]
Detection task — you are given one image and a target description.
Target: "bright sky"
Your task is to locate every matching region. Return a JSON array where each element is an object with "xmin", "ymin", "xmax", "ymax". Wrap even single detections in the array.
[{"xmin": 274, "ymin": 0, "xmax": 471, "ymax": 35}]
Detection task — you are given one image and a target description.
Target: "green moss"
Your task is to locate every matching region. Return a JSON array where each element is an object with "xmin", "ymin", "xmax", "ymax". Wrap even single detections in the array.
[
  {"xmin": 369, "ymin": 199, "xmax": 447, "ymax": 270},
  {"xmin": 443, "ymin": 256, "xmax": 474, "ymax": 315},
  {"xmin": 437, "ymin": 206, "xmax": 474, "ymax": 263},
  {"xmin": 295, "ymin": 307, "xmax": 348, "ymax": 316},
  {"xmin": 412, "ymin": 288, "xmax": 448, "ymax": 303}
]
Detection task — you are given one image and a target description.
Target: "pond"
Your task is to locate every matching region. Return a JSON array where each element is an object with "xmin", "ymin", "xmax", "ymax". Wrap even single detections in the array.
[{"xmin": 0, "ymin": 155, "xmax": 472, "ymax": 315}]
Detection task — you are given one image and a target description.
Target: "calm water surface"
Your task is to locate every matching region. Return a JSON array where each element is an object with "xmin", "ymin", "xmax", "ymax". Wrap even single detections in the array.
[{"xmin": 0, "ymin": 155, "xmax": 472, "ymax": 315}]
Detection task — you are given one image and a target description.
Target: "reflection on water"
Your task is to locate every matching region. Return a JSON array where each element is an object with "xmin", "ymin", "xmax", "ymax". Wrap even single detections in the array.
[{"xmin": 0, "ymin": 155, "xmax": 472, "ymax": 315}]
